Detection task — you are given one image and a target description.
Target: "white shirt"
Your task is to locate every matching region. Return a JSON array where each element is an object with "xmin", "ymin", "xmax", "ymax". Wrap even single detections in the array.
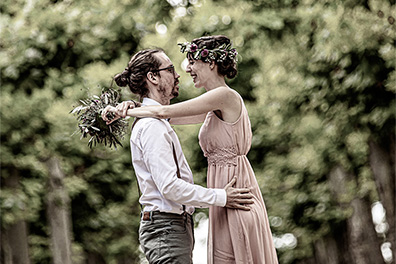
[{"xmin": 130, "ymin": 98, "xmax": 226, "ymax": 215}]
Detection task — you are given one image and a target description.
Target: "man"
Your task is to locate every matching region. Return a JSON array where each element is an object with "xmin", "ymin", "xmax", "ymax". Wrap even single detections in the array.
[{"xmin": 102, "ymin": 49, "xmax": 253, "ymax": 263}]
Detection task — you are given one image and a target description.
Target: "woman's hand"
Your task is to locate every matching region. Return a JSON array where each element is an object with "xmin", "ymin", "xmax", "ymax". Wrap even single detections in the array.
[
  {"xmin": 101, "ymin": 100, "xmax": 140, "ymax": 125},
  {"xmin": 115, "ymin": 100, "xmax": 139, "ymax": 118},
  {"xmin": 101, "ymin": 105, "xmax": 120, "ymax": 124}
]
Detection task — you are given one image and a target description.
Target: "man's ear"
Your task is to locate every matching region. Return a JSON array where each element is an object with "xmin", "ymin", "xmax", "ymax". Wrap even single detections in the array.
[{"xmin": 147, "ymin": 72, "xmax": 159, "ymax": 84}]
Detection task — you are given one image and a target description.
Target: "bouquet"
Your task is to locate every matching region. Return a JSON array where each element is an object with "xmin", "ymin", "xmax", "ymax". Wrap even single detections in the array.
[{"xmin": 71, "ymin": 87, "xmax": 128, "ymax": 149}]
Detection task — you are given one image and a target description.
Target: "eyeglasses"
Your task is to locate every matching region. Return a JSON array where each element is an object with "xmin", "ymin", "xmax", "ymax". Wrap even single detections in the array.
[{"xmin": 152, "ymin": 65, "xmax": 175, "ymax": 75}]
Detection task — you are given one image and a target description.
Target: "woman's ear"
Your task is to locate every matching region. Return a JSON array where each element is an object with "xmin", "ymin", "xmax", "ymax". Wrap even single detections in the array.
[
  {"xmin": 147, "ymin": 72, "xmax": 159, "ymax": 84},
  {"xmin": 209, "ymin": 61, "xmax": 216, "ymax": 70}
]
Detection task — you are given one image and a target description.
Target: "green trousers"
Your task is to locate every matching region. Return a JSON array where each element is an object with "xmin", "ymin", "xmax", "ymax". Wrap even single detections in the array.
[{"xmin": 139, "ymin": 211, "xmax": 195, "ymax": 264}]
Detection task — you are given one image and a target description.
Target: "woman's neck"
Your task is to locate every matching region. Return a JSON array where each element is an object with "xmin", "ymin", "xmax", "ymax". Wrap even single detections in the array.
[{"xmin": 204, "ymin": 76, "xmax": 228, "ymax": 91}]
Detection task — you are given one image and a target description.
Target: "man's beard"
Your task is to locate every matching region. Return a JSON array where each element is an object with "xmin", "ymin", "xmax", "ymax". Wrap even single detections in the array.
[
  {"xmin": 171, "ymin": 87, "xmax": 179, "ymax": 98},
  {"xmin": 158, "ymin": 83, "xmax": 179, "ymax": 99}
]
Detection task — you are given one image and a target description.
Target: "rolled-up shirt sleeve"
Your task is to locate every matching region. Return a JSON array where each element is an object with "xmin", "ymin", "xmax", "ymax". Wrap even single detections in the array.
[{"xmin": 139, "ymin": 120, "xmax": 226, "ymax": 208}]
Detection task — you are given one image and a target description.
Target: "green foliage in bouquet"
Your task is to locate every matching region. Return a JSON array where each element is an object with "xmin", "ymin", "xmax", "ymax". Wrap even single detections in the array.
[{"xmin": 71, "ymin": 87, "xmax": 128, "ymax": 149}]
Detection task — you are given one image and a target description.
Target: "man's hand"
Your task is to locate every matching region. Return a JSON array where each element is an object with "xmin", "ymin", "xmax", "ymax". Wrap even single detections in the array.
[{"xmin": 224, "ymin": 176, "xmax": 254, "ymax": 210}]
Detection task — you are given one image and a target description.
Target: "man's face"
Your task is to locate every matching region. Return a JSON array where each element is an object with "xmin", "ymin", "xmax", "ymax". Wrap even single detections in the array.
[{"xmin": 154, "ymin": 52, "xmax": 180, "ymax": 101}]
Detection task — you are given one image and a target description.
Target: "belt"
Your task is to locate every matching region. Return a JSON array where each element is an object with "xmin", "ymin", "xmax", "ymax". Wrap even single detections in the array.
[{"xmin": 141, "ymin": 211, "xmax": 189, "ymax": 221}]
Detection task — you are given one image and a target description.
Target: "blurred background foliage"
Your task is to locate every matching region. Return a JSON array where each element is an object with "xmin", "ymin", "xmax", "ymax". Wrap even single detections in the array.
[{"xmin": 1, "ymin": 0, "xmax": 395, "ymax": 263}]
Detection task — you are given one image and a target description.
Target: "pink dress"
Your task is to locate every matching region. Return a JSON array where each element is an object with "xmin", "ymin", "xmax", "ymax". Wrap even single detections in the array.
[{"xmin": 198, "ymin": 94, "xmax": 278, "ymax": 264}]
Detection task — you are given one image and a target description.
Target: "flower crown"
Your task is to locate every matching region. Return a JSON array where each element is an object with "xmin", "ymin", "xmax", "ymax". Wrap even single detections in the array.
[{"xmin": 178, "ymin": 42, "xmax": 238, "ymax": 63}]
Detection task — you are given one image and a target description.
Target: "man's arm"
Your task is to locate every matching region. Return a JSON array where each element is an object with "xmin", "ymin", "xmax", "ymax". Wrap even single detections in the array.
[
  {"xmin": 224, "ymin": 177, "xmax": 254, "ymax": 210},
  {"xmin": 139, "ymin": 120, "xmax": 252, "ymax": 209}
]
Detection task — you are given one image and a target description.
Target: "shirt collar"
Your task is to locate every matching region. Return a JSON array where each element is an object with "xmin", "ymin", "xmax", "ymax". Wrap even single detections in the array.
[
  {"xmin": 141, "ymin": 98, "xmax": 171, "ymax": 123},
  {"xmin": 142, "ymin": 97, "xmax": 161, "ymax": 106}
]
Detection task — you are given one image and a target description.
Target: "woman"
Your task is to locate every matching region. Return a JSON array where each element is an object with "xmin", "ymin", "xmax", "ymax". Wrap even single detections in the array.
[{"xmin": 103, "ymin": 35, "xmax": 278, "ymax": 264}]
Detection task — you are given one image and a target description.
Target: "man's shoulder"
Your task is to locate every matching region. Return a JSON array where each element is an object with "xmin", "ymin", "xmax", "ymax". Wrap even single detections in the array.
[
  {"xmin": 131, "ymin": 117, "xmax": 173, "ymax": 146},
  {"xmin": 133, "ymin": 117, "xmax": 171, "ymax": 134},
  {"xmin": 135, "ymin": 117, "xmax": 166, "ymax": 127}
]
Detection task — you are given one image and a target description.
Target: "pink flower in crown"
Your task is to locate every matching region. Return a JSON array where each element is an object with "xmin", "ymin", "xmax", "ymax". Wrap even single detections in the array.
[
  {"xmin": 190, "ymin": 43, "xmax": 198, "ymax": 52},
  {"xmin": 201, "ymin": 49, "xmax": 209, "ymax": 57}
]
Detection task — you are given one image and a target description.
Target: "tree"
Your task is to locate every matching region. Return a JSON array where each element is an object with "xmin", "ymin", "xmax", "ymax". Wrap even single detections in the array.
[
  {"xmin": 1, "ymin": 0, "xmax": 176, "ymax": 263},
  {"xmin": 143, "ymin": 0, "xmax": 395, "ymax": 263},
  {"xmin": 1, "ymin": 0, "xmax": 394, "ymax": 263}
]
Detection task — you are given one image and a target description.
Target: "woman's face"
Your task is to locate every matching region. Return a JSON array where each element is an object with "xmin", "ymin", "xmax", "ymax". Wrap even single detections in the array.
[{"xmin": 185, "ymin": 57, "xmax": 212, "ymax": 89}]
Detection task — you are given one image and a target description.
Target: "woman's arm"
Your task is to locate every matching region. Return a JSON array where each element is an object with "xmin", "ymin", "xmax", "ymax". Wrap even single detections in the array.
[
  {"xmin": 101, "ymin": 101, "xmax": 205, "ymax": 125},
  {"xmin": 102, "ymin": 86, "xmax": 241, "ymax": 124},
  {"xmin": 126, "ymin": 87, "xmax": 241, "ymax": 123},
  {"xmin": 169, "ymin": 113, "xmax": 207, "ymax": 125}
]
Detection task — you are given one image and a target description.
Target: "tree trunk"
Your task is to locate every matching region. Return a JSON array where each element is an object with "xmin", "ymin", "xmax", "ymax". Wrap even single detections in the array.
[
  {"xmin": 0, "ymin": 169, "xmax": 31, "ymax": 264},
  {"xmin": 117, "ymin": 255, "xmax": 132, "ymax": 264},
  {"xmin": 347, "ymin": 197, "xmax": 383, "ymax": 264},
  {"xmin": 1, "ymin": 222, "xmax": 31, "ymax": 264},
  {"xmin": 369, "ymin": 139, "xmax": 395, "ymax": 257},
  {"xmin": 86, "ymin": 252, "xmax": 106, "ymax": 264},
  {"xmin": 46, "ymin": 157, "xmax": 73, "ymax": 264},
  {"xmin": 328, "ymin": 166, "xmax": 384, "ymax": 264},
  {"xmin": 312, "ymin": 235, "xmax": 341, "ymax": 264}
]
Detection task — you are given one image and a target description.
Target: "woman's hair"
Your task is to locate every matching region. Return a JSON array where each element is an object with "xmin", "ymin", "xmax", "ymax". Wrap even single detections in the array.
[
  {"xmin": 114, "ymin": 49, "xmax": 163, "ymax": 99},
  {"xmin": 189, "ymin": 35, "xmax": 238, "ymax": 79}
]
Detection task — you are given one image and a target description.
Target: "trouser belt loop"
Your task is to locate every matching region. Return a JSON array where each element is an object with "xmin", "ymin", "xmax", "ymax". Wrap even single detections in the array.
[
  {"xmin": 182, "ymin": 211, "xmax": 188, "ymax": 222},
  {"xmin": 149, "ymin": 211, "xmax": 154, "ymax": 223}
]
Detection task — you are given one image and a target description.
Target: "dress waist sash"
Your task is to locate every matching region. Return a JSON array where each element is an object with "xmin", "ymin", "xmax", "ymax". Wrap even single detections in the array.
[{"xmin": 204, "ymin": 146, "xmax": 245, "ymax": 166}]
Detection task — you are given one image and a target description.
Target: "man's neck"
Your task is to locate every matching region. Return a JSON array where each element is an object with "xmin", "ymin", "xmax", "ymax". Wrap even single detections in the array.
[{"xmin": 147, "ymin": 95, "xmax": 171, "ymax": 106}]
